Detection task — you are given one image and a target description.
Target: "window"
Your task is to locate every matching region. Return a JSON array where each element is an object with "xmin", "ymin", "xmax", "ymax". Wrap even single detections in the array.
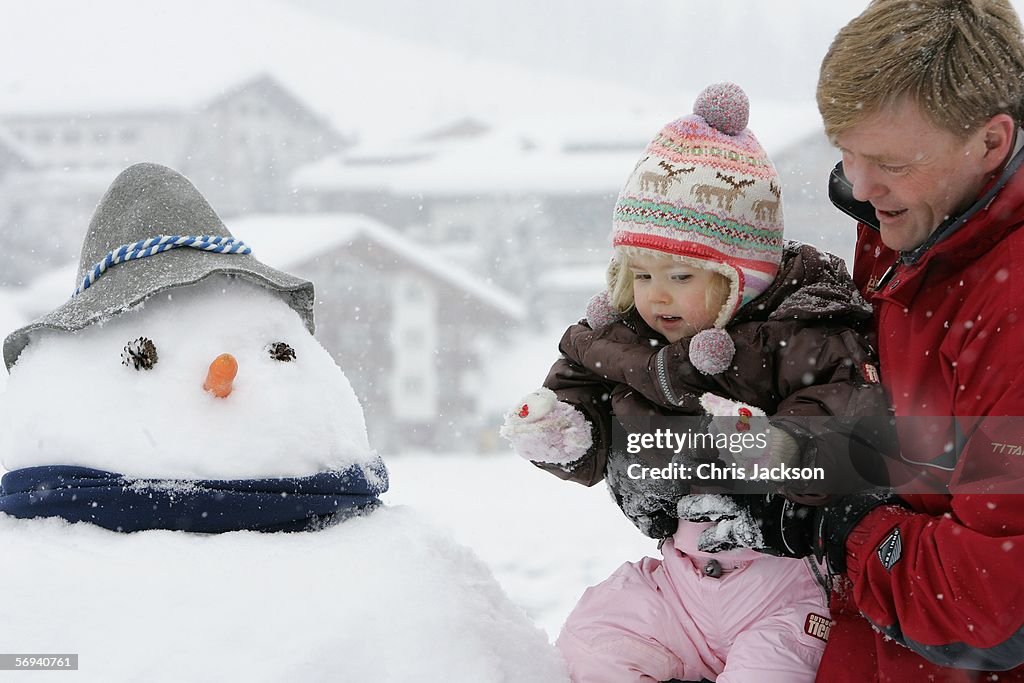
[{"xmin": 402, "ymin": 375, "xmax": 423, "ymax": 395}]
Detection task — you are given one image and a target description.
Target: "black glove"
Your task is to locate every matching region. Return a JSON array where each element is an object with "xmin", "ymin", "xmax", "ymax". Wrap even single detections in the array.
[
  {"xmin": 686, "ymin": 489, "xmax": 909, "ymax": 572},
  {"xmin": 679, "ymin": 493, "xmax": 816, "ymax": 557},
  {"xmin": 813, "ymin": 489, "xmax": 910, "ymax": 573}
]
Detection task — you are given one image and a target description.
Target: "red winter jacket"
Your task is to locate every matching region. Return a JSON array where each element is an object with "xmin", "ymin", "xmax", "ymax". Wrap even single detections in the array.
[{"xmin": 818, "ymin": 155, "xmax": 1024, "ymax": 681}]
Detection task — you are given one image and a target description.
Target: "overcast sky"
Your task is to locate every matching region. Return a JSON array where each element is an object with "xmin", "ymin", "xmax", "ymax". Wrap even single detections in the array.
[
  {"xmin": 10, "ymin": 1, "xmax": 1024, "ymax": 134},
  {"xmin": 288, "ymin": 1, "xmax": 879, "ymax": 103}
]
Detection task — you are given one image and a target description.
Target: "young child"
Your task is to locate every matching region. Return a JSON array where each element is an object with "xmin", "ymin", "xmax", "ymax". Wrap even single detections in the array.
[{"xmin": 501, "ymin": 83, "xmax": 890, "ymax": 683}]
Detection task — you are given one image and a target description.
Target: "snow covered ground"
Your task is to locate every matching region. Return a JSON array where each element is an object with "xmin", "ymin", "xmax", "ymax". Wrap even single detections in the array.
[
  {"xmin": 0, "ymin": 449, "xmax": 656, "ymax": 680},
  {"xmin": 381, "ymin": 450, "xmax": 658, "ymax": 638},
  {"xmin": 0, "ymin": 501, "xmax": 571, "ymax": 682}
]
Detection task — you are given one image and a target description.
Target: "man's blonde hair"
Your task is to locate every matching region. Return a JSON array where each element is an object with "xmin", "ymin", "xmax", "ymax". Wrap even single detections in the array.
[
  {"xmin": 818, "ymin": 0, "xmax": 1024, "ymax": 140},
  {"xmin": 607, "ymin": 251, "xmax": 731, "ymax": 321}
]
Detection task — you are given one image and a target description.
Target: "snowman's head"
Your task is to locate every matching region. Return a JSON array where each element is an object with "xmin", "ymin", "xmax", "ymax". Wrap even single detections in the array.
[
  {"xmin": 3, "ymin": 163, "xmax": 315, "ymax": 372},
  {"xmin": 0, "ymin": 275, "xmax": 373, "ymax": 480}
]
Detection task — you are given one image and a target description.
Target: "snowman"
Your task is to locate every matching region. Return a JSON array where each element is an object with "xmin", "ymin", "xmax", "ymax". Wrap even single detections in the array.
[{"xmin": 0, "ymin": 164, "xmax": 566, "ymax": 682}]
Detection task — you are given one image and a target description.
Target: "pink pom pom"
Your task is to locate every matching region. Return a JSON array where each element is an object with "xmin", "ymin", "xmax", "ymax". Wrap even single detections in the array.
[
  {"xmin": 586, "ymin": 290, "xmax": 620, "ymax": 329},
  {"xmin": 689, "ymin": 328, "xmax": 735, "ymax": 375},
  {"xmin": 694, "ymin": 83, "xmax": 749, "ymax": 136}
]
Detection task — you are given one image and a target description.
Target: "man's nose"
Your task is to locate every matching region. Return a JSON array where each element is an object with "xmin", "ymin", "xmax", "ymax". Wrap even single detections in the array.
[{"xmin": 846, "ymin": 159, "xmax": 885, "ymax": 203}]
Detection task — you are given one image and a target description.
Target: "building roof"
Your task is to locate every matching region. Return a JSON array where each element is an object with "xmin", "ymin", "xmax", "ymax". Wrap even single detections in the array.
[
  {"xmin": 291, "ymin": 100, "xmax": 822, "ymax": 196},
  {"xmin": 228, "ymin": 213, "xmax": 526, "ymax": 320}
]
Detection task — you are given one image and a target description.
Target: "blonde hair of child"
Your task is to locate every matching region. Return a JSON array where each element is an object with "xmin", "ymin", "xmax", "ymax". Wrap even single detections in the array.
[{"xmin": 607, "ymin": 251, "xmax": 731, "ymax": 323}]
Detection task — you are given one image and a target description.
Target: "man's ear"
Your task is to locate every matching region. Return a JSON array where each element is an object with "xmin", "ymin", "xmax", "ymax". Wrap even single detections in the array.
[{"xmin": 981, "ymin": 113, "xmax": 1017, "ymax": 172}]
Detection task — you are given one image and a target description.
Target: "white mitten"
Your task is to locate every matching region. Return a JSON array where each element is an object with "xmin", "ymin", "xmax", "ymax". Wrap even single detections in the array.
[
  {"xmin": 699, "ymin": 393, "xmax": 799, "ymax": 470},
  {"xmin": 700, "ymin": 392, "xmax": 770, "ymax": 460},
  {"xmin": 699, "ymin": 393, "xmax": 767, "ymax": 421},
  {"xmin": 499, "ymin": 388, "xmax": 593, "ymax": 465}
]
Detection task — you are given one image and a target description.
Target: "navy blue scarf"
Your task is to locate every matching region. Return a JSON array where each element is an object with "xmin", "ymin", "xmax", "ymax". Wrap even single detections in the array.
[{"xmin": 0, "ymin": 460, "xmax": 388, "ymax": 533}]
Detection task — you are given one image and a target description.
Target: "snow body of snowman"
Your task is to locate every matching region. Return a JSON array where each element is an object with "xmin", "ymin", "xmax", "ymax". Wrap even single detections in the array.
[{"xmin": 0, "ymin": 164, "xmax": 566, "ymax": 682}]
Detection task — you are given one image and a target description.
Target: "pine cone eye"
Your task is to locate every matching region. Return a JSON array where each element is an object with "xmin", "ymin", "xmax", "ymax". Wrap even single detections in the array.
[
  {"xmin": 268, "ymin": 342, "xmax": 296, "ymax": 362},
  {"xmin": 122, "ymin": 337, "xmax": 158, "ymax": 370}
]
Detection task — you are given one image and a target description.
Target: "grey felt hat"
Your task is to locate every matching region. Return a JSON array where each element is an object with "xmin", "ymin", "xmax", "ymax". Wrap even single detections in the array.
[{"xmin": 3, "ymin": 163, "xmax": 315, "ymax": 371}]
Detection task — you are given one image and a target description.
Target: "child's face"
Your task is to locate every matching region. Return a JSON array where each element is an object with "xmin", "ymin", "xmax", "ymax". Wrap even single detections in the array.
[{"xmin": 629, "ymin": 254, "xmax": 720, "ymax": 343}]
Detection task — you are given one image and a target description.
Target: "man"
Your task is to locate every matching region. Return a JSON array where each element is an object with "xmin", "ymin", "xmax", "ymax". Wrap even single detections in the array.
[
  {"xmin": 549, "ymin": 2, "xmax": 1024, "ymax": 680},
  {"xmin": 812, "ymin": 0, "xmax": 1024, "ymax": 680}
]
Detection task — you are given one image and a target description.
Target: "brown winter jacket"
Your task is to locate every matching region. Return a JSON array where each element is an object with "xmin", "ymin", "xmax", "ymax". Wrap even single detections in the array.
[{"xmin": 538, "ymin": 242, "xmax": 894, "ymax": 537}]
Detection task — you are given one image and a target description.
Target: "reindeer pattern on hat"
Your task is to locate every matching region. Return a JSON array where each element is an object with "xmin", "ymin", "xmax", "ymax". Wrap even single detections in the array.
[
  {"xmin": 692, "ymin": 172, "xmax": 756, "ymax": 212},
  {"xmin": 612, "ymin": 83, "xmax": 786, "ymax": 310},
  {"xmin": 639, "ymin": 161, "xmax": 696, "ymax": 194}
]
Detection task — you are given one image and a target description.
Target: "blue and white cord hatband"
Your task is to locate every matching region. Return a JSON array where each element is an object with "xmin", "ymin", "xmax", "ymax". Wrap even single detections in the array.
[{"xmin": 74, "ymin": 235, "xmax": 252, "ymax": 296}]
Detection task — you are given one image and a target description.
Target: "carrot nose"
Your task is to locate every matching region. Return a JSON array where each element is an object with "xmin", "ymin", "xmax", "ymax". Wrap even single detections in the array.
[{"xmin": 203, "ymin": 353, "xmax": 238, "ymax": 398}]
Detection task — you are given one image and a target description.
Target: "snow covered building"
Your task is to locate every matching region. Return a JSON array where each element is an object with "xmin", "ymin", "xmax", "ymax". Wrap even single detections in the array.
[
  {"xmin": 228, "ymin": 213, "xmax": 526, "ymax": 452},
  {"xmin": 0, "ymin": 74, "xmax": 343, "ymax": 211},
  {"xmin": 292, "ymin": 117, "xmax": 656, "ymax": 328},
  {"xmin": 0, "ymin": 74, "xmax": 345, "ymax": 284}
]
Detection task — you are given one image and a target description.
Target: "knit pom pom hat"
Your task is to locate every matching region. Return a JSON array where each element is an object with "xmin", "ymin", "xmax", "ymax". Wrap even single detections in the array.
[{"xmin": 611, "ymin": 82, "xmax": 785, "ymax": 329}]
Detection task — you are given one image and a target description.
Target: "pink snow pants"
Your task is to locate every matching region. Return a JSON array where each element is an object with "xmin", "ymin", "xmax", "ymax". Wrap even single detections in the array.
[{"xmin": 556, "ymin": 535, "xmax": 830, "ymax": 683}]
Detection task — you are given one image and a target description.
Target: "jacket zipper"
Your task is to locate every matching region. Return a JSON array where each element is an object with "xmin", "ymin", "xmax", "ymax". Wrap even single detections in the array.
[
  {"xmin": 655, "ymin": 347, "xmax": 684, "ymax": 407},
  {"xmin": 870, "ymin": 257, "xmax": 901, "ymax": 293}
]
